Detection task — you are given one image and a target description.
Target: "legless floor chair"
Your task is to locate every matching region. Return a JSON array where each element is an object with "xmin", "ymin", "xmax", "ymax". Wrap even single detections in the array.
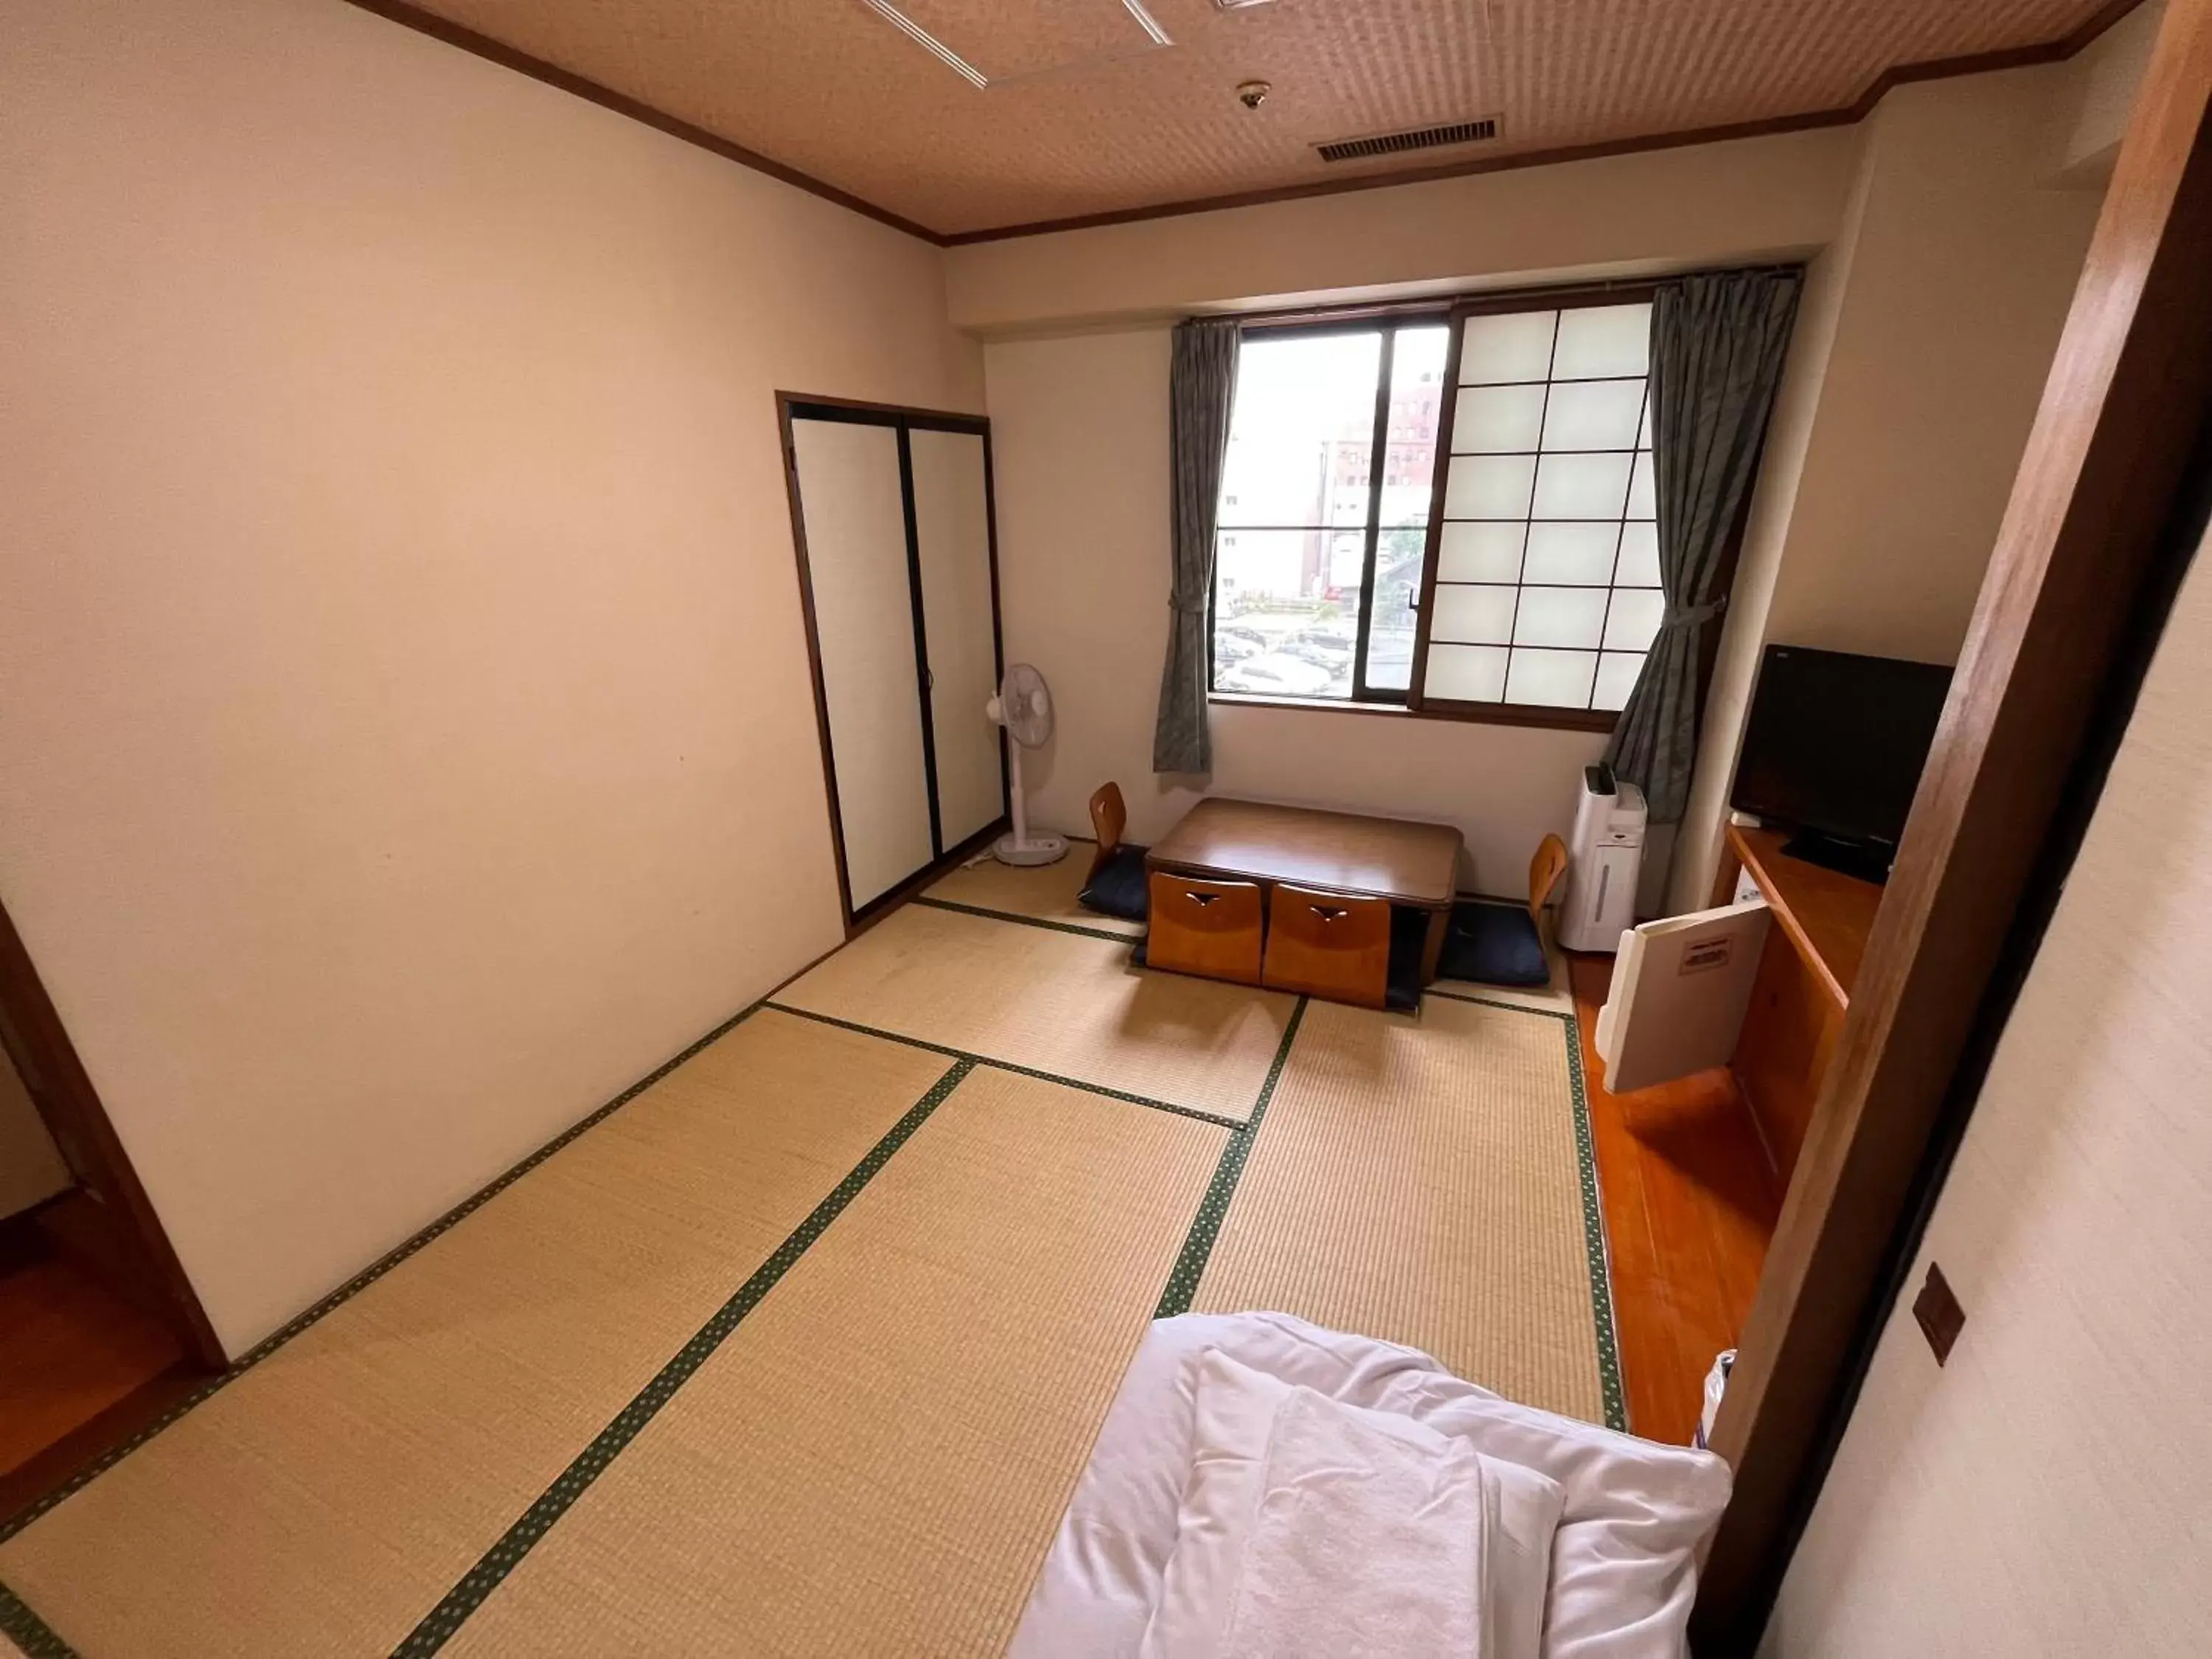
[
  {"xmin": 1078, "ymin": 782, "xmax": 1150, "ymax": 922},
  {"xmin": 1262, "ymin": 884, "xmax": 1394, "ymax": 1008}
]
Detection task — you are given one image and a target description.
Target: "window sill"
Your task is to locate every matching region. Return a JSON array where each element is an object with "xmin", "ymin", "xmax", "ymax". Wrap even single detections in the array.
[{"xmin": 1208, "ymin": 690, "xmax": 1618, "ymax": 734}]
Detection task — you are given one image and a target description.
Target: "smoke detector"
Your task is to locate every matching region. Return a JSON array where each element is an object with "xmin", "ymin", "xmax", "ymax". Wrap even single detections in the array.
[{"xmin": 1236, "ymin": 80, "xmax": 1271, "ymax": 110}]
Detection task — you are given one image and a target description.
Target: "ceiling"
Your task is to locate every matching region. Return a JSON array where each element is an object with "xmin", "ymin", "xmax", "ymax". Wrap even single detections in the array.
[{"xmin": 383, "ymin": 0, "xmax": 2132, "ymax": 240}]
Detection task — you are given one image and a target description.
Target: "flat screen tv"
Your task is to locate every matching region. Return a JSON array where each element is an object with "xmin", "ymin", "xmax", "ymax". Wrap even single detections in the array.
[{"xmin": 1731, "ymin": 646, "xmax": 1952, "ymax": 882}]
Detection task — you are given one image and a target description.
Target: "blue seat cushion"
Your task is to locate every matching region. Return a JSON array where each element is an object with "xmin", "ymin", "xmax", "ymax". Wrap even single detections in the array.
[
  {"xmin": 1435, "ymin": 900, "xmax": 1551, "ymax": 987},
  {"xmin": 1079, "ymin": 844, "xmax": 1151, "ymax": 922}
]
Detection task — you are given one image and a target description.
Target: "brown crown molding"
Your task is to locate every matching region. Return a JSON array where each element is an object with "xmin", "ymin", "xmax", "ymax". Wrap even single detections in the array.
[
  {"xmin": 344, "ymin": 0, "xmax": 2146, "ymax": 251},
  {"xmin": 340, "ymin": 0, "xmax": 946, "ymax": 244}
]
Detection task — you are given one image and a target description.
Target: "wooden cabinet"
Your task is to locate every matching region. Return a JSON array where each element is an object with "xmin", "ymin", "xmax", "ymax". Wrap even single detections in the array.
[
  {"xmin": 1730, "ymin": 922, "xmax": 1844, "ymax": 1178},
  {"xmin": 1709, "ymin": 826, "xmax": 1880, "ymax": 1187}
]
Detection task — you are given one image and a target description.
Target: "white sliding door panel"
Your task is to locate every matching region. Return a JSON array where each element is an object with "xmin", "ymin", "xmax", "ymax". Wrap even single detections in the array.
[
  {"xmin": 910, "ymin": 428, "xmax": 1004, "ymax": 850},
  {"xmin": 790, "ymin": 418, "xmax": 933, "ymax": 910}
]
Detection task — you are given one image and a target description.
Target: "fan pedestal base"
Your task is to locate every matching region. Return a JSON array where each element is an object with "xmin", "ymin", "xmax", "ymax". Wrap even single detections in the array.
[{"xmin": 992, "ymin": 832, "xmax": 1068, "ymax": 867}]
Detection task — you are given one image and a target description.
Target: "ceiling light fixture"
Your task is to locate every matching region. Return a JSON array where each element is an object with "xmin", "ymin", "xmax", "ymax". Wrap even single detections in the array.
[
  {"xmin": 1119, "ymin": 0, "xmax": 1174, "ymax": 47},
  {"xmin": 858, "ymin": 0, "xmax": 987, "ymax": 88}
]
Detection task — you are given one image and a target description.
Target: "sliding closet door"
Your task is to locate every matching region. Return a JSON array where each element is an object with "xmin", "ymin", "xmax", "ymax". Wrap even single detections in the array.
[
  {"xmin": 908, "ymin": 428, "xmax": 1005, "ymax": 851},
  {"xmin": 788, "ymin": 417, "xmax": 934, "ymax": 911}
]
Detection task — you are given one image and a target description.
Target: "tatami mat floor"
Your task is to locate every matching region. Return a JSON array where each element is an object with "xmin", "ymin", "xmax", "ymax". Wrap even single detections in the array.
[{"xmin": 0, "ymin": 876, "xmax": 1617, "ymax": 1659}]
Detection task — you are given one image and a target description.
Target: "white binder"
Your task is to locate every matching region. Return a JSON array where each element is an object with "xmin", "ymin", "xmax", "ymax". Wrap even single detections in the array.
[{"xmin": 1594, "ymin": 900, "xmax": 1773, "ymax": 1094}]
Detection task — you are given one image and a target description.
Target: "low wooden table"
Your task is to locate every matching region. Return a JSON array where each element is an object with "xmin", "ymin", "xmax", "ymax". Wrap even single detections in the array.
[{"xmin": 1146, "ymin": 798, "xmax": 1466, "ymax": 983}]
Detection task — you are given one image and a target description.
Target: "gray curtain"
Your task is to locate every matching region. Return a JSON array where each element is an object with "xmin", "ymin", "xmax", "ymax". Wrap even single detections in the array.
[
  {"xmin": 1152, "ymin": 319, "xmax": 1241, "ymax": 773},
  {"xmin": 1604, "ymin": 269, "xmax": 1802, "ymax": 821}
]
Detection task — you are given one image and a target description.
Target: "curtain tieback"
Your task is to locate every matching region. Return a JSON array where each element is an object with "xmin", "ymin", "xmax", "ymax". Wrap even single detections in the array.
[
  {"xmin": 1660, "ymin": 597, "xmax": 1727, "ymax": 630},
  {"xmin": 1168, "ymin": 594, "xmax": 1209, "ymax": 617}
]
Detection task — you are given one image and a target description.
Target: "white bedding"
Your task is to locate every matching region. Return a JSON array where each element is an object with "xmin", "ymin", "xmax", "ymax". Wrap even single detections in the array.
[
  {"xmin": 1012, "ymin": 1312, "xmax": 1732, "ymax": 1659},
  {"xmin": 1138, "ymin": 1350, "xmax": 1563, "ymax": 1659}
]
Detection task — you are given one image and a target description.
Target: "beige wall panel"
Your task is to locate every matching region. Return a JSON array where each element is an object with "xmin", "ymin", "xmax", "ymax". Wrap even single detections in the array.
[{"xmin": 0, "ymin": 0, "xmax": 980, "ymax": 1354}]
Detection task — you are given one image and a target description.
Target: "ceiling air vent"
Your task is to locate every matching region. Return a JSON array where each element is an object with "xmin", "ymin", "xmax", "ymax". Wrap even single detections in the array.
[{"xmin": 1314, "ymin": 117, "xmax": 1498, "ymax": 164}]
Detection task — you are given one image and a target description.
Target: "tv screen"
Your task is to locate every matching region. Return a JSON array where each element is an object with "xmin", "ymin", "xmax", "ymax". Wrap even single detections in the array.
[{"xmin": 1732, "ymin": 646, "xmax": 1952, "ymax": 864}]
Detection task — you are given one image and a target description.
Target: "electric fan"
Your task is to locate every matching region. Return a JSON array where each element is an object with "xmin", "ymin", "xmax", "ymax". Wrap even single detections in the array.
[{"xmin": 987, "ymin": 663, "xmax": 1068, "ymax": 866}]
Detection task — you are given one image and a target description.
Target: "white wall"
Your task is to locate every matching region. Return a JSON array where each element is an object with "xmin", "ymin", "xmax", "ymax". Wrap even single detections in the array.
[
  {"xmin": 976, "ymin": 66, "xmax": 2113, "ymax": 908},
  {"xmin": 946, "ymin": 128, "xmax": 1856, "ymax": 335},
  {"xmin": 1669, "ymin": 64, "xmax": 2112, "ymax": 911},
  {"xmin": 1761, "ymin": 504, "xmax": 2212, "ymax": 1659},
  {"xmin": 971, "ymin": 122, "xmax": 1856, "ymax": 897},
  {"xmin": 1759, "ymin": 72, "xmax": 2104, "ymax": 663},
  {"xmin": 0, "ymin": 0, "xmax": 980, "ymax": 1354},
  {"xmin": 989, "ymin": 327, "xmax": 1605, "ymax": 893}
]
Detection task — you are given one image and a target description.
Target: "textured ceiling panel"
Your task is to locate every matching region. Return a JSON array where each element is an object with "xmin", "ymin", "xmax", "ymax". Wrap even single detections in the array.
[
  {"xmin": 389, "ymin": 0, "xmax": 2125, "ymax": 236},
  {"xmin": 896, "ymin": 0, "xmax": 1161, "ymax": 83}
]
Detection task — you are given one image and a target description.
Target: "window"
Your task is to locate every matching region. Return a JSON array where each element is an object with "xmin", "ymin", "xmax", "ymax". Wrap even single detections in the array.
[
  {"xmin": 1212, "ymin": 322, "xmax": 1448, "ymax": 701},
  {"xmin": 1209, "ymin": 290, "xmax": 1660, "ymax": 727}
]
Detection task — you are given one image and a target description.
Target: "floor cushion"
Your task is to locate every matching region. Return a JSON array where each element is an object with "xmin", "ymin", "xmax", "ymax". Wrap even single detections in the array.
[
  {"xmin": 1079, "ymin": 844, "xmax": 1151, "ymax": 922},
  {"xmin": 1436, "ymin": 900, "xmax": 1551, "ymax": 987}
]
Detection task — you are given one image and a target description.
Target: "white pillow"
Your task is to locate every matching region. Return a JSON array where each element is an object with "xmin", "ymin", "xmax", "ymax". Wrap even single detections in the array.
[
  {"xmin": 1012, "ymin": 1313, "xmax": 1733, "ymax": 1659},
  {"xmin": 1140, "ymin": 1349, "xmax": 1563, "ymax": 1659}
]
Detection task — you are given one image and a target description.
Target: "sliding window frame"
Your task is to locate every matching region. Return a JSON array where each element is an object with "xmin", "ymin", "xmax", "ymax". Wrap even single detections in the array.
[{"xmin": 1214, "ymin": 308, "xmax": 1453, "ymax": 709}]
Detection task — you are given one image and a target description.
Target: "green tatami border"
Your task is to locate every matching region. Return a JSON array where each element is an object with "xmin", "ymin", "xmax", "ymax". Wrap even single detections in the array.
[
  {"xmin": 1427, "ymin": 985, "xmax": 1627, "ymax": 1433},
  {"xmin": 1153, "ymin": 995, "xmax": 1309, "ymax": 1318},
  {"xmin": 0, "ymin": 1582, "xmax": 69, "ymax": 1659},
  {"xmin": 393, "ymin": 1057, "xmax": 977, "ymax": 1655},
  {"xmin": 1, "ymin": 901, "xmax": 1623, "ymax": 1658},
  {"xmin": 761, "ymin": 1000, "xmax": 1252, "ymax": 1133},
  {"xmin": 910, "ymin": 894, "xmax": 1140, "ymax": 942},
  {"xmin": 0, "ymin": 992, "xmax": 805, "ymax": 1657}
]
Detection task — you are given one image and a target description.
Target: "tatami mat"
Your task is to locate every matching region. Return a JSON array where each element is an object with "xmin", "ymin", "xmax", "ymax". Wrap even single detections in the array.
[
  {"xmin": 444, "ymin": 1066, "xmax": 1225, "ymax": 1658},
  {"xmin": 923, "ymin": 846, "xmax": 1142, "ymax": 937},
  {"xmin": 0, "ymin": 1012, "xmax": 951, "ymax": 1658},
  {"xmin": 1, "ymin": 888, "xmax": 1621, "ymax": 1656},
  {"xmin": 775, "ymin": 902, "xmax": 1295, "ymax": 1123},
  {"xmin": 1194, "ymin": 994, "xmax": 1613, "ymax": 1425}
]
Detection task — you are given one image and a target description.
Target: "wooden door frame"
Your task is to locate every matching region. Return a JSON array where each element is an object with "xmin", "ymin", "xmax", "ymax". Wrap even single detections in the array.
[
  {"xmin": 774, "ymin": 393, "xmax": 1012, "ymax": 935},
  {"xmin": 0, "ymin": 894, "xmax": 226, "ymax": 1369},
  {"xmin": 1694, "ymin": 3, "xmax": 2212, "ymax": 1646}
]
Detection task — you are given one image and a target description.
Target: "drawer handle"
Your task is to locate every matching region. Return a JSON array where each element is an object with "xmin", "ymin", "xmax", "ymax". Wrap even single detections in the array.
[
  {"xmin": 1310, "ymin": 905, "xmax": 1349, "ymax": 922},
  {"xmin": 1184, "ymin": 891, "xmax": 1218, "ymax": 906}
]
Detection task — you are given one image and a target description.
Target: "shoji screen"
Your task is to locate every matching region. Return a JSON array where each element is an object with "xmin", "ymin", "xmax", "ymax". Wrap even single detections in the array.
[
  {"xmin": 909, "ymin": 428, "xmax": 1004, "ymax": 852},
  {"xmin": 1422, "ymin": 300, "xmax": 1660, "ymax": 714},
  {"xmin": 784, "ymin": 403, "xmax": 1007, "ymax": 925},
  {"xmin": 787, "ymin": 417, "xmax": 934, "ymax": 911}
]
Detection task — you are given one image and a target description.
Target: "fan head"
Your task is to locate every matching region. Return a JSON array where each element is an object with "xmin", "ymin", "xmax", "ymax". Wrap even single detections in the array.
[{"xmin": 994, "ymin": 663, "xmax": 1054, "ymax": 748}]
